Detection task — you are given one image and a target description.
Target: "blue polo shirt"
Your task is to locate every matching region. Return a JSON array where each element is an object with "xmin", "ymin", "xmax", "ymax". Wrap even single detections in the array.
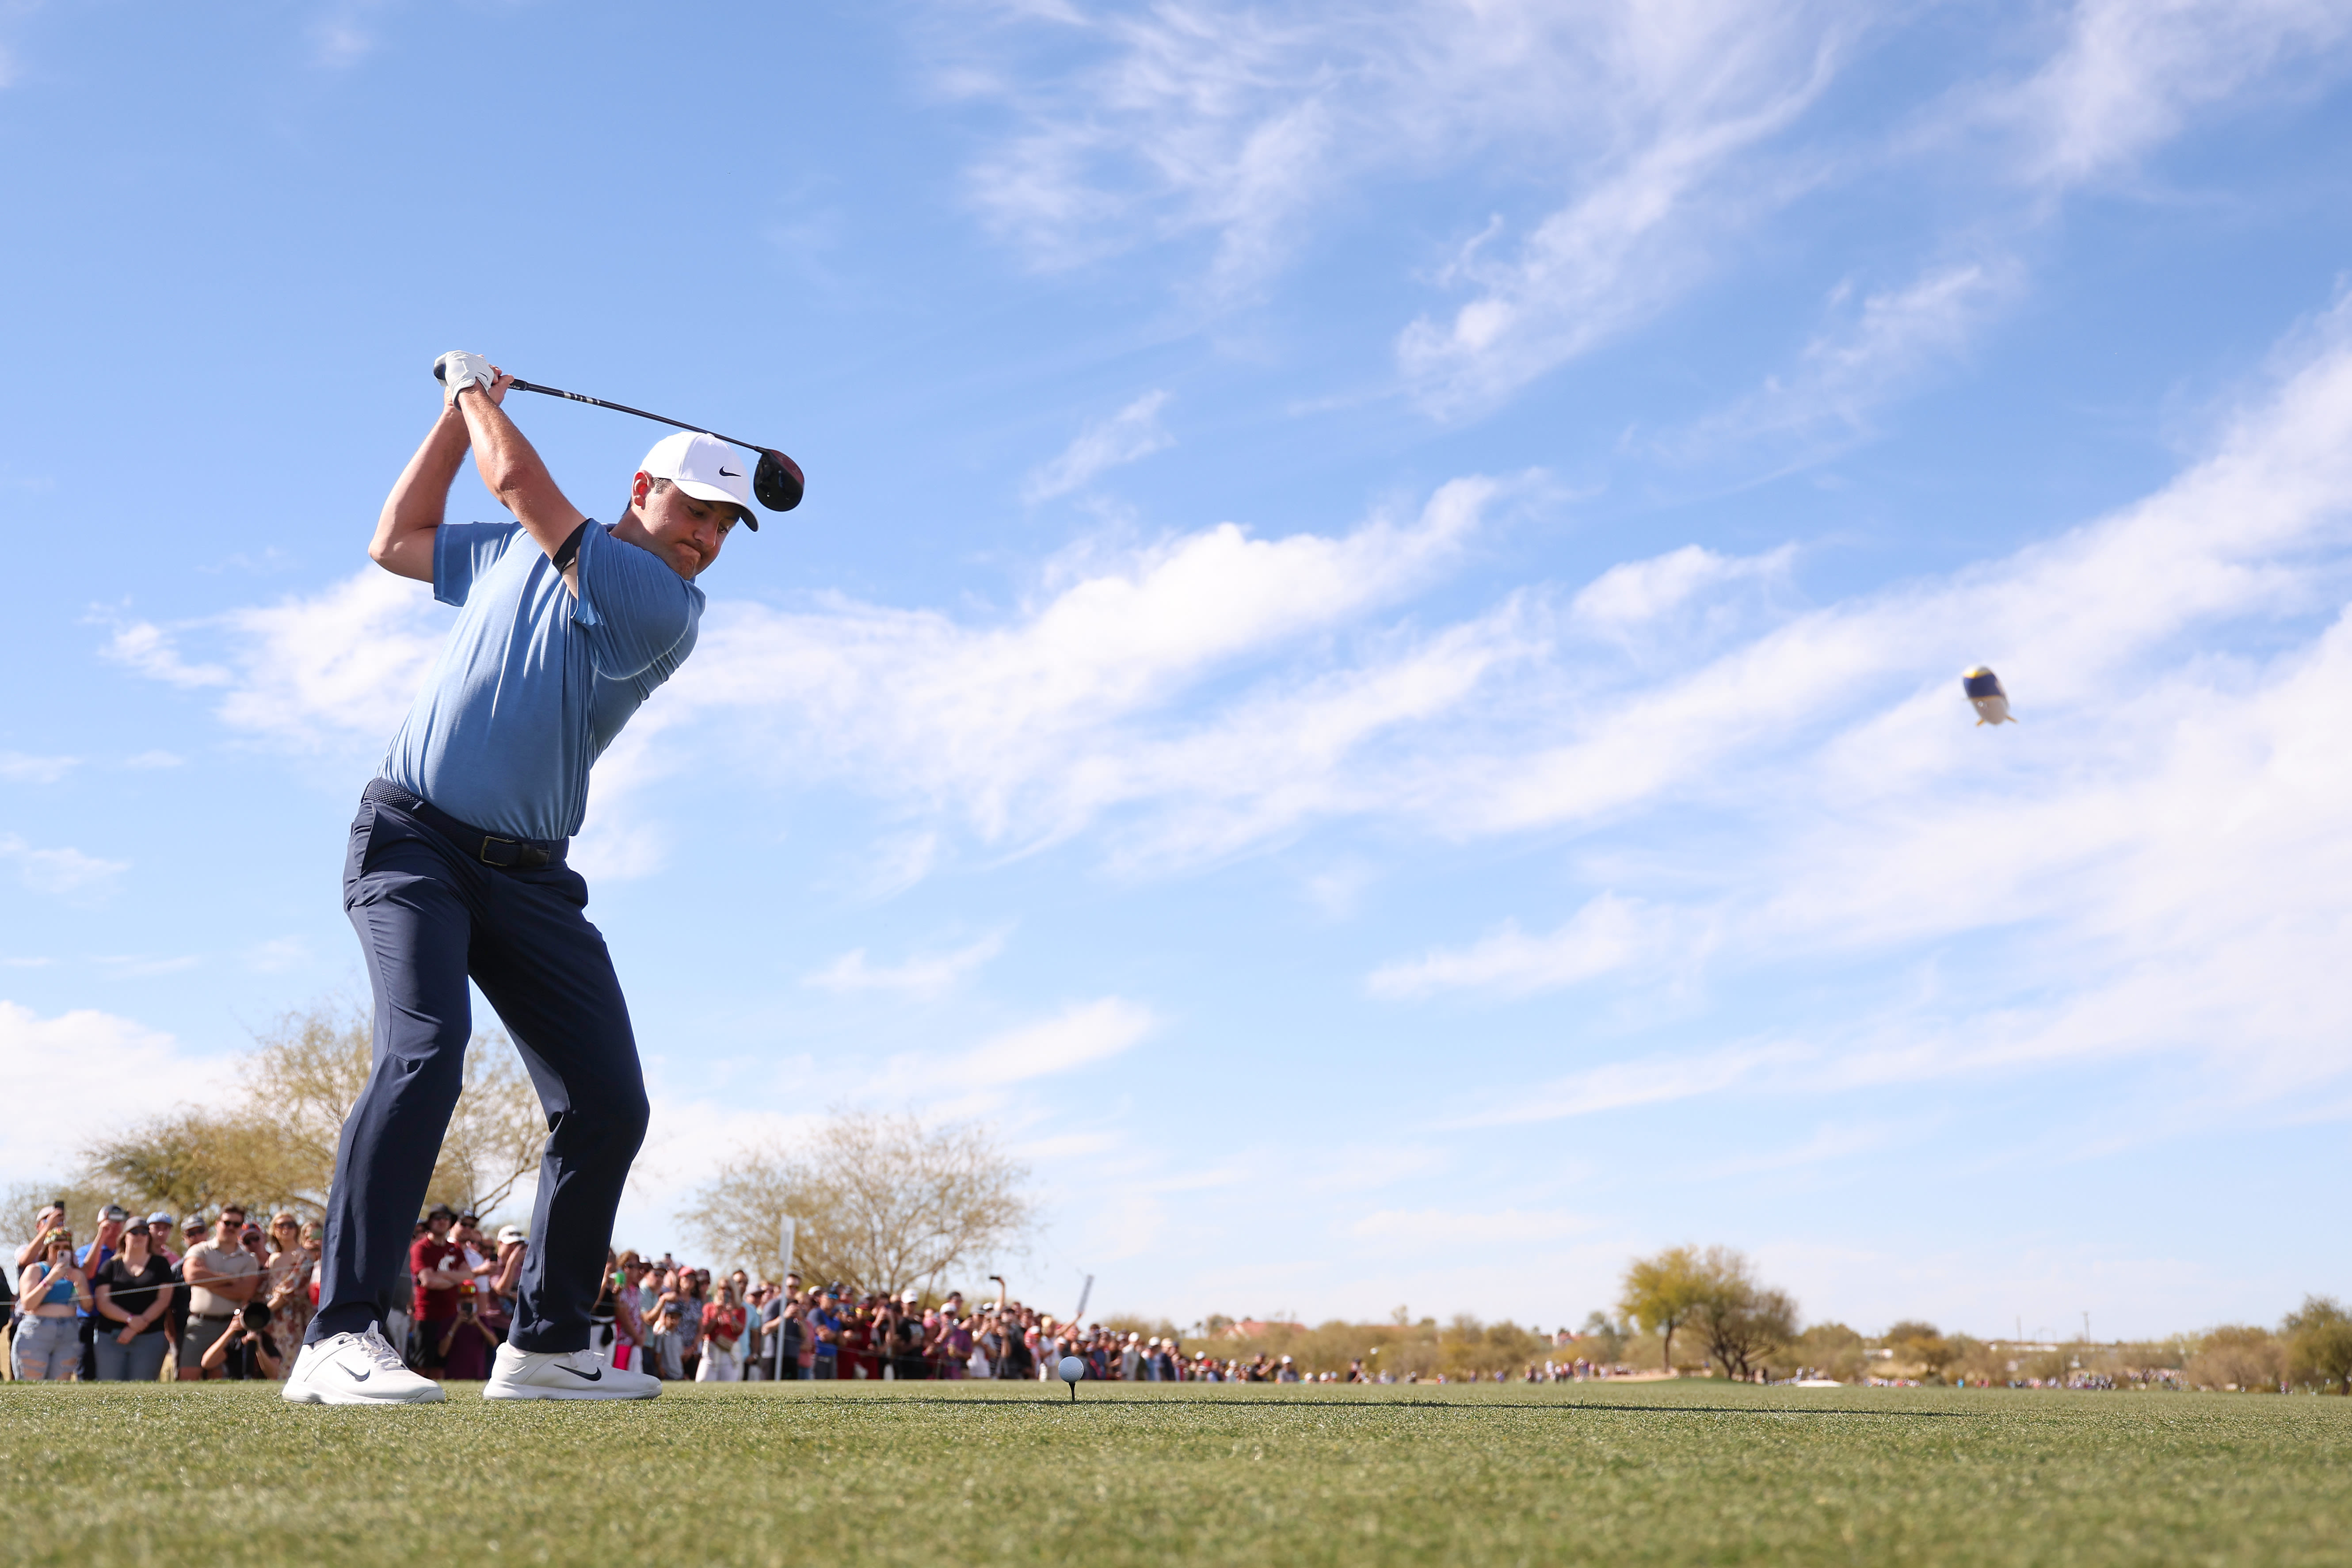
[{"xmin": 377, "ymin": 520, "xmax": 703, "ymax": 840}]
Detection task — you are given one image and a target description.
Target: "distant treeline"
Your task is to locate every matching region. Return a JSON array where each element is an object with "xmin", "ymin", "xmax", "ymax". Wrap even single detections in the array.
[{"xmin": 1131, "ymin": 1245, "xmax": 2352, "ymax": 1391}]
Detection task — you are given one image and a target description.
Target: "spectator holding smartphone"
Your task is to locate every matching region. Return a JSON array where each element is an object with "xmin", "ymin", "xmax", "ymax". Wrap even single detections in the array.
[
  {"xmin": 13, "ymin": 1230, "xmax": 89, "ymax": 1380},
  {"xmin": 263, "ymin": 1214, "xmax": 315, "ymax": 1362},
  {"xmin": 92, "ymin": 1221, "xmax": 176, "ymax": 1381},
  {"xmin": 695, "ymin": 1282, "xmax": 744, "ymax": 1382},
  {"xmin": 15, "ymin": 1201, "xmax": 69, "ymax": 1272}
]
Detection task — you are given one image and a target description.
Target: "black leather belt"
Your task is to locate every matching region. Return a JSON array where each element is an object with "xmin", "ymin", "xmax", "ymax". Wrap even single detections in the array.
[{"xmin": 363, "ymin": 779, "xmax": 567, "ymax": 870}]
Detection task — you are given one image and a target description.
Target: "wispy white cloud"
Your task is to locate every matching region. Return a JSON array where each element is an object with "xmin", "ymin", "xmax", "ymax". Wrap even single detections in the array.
[
  {"xmin": 669, "ymin": 473, "xmax": 1506, "ymax": 861},
  {"xmin": 101, "ymin": 620, "xmax": 230, "ymax": 688},
  {"xmin": 0, "ymin": 835, "xmax": 129, "ymax": 897},
  {"xmin": 1567, "ymin": 544, "xmax": 1793, "ymax": 641},
  {"xmin": 943, "ymin": 0, "xmax": 2352, "ymax": 443},
  {"xmin": 1457, "ymin": 1042, "xmax": 1809, "ymax": 1126},
  {"xmin": 1397, "ymin": 25, "xmax": 1845, "ymax": 417},
  {"xmin": 309, "ymin": 0, "xmax": 388, "ymax": 68},
  {"xmin": 1023, "ymin": 390, "xmax": 1173, "ymax": 501},
  {"xmin": 806, "ymin": 931, "xmax": 1010, "ymax": 996},
  {"xmin": 1667, "ymin": 259, "xmax": 2021, "ymax": 460},
  {"xmin": 0, "ymin": 752, "xmax": 78, "ymax": 785},
  {"xmin": 1348, "ymin": 1206, "xmax": 1596, "ymax": 1247},
  {"xmin": 1661, "ymin": 0, "xmax": 2352, "ymax": 454},
  {"xmin": 1995, "ymin": 0, "xmax": 2352, "ymax": 189},
  {"xmin": 244, "ymin": 937, "xmax": 312, "ymax": 974},
  {"xmin": 951, "ymin": 997, "xmax": 1158, "ymax": 1087},
  {"xmin": 0, "ymin": 1001, "xmax": 217, "ymax": 1179},
  {"xmin": 948, "ymin": 0, "xmax": 1852, "ymax": 324},
  {"xmin": 1367, "ymin": 893, "xmax": 1681, "ymax": 1000},
  {"xmin": 107, "ymin": 569, "xmax": 442, "ymax": 752}
]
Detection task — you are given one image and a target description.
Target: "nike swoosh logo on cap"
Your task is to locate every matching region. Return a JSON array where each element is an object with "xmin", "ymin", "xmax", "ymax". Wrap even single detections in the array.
[
  {"xmin": 556, "ymin": 1364, "xmax": 603, "ymax": 1381},
  {"xmin": 718, "ymin": 467, "xmax": 740, "ymax": 477}
]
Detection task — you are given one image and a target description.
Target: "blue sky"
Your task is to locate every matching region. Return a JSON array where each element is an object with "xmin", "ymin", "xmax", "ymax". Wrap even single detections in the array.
[{"xmin": 4, "ymin": 0, "xmax": 2350, "ymax": 1341}]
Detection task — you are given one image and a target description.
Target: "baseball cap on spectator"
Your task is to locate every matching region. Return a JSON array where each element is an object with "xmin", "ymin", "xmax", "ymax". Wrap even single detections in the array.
[
  {"xmin": 100, "ymin": 1204, "xmax": 130, "ymax": 1223},
  {"xmin": 496, "ymin": 1225, "xmax": 526, "ymax": 1246},
  {"xmin": 145, "ymin": 1212, "xmax": 173, "ymax": 1227},
  {"xmin": 182, "ymin": 1217, "xmax": 206, "ymax": 1238},
  {"xmin": 425, "ymin": 1202, "xmax": 457, "ymax": 1221}
]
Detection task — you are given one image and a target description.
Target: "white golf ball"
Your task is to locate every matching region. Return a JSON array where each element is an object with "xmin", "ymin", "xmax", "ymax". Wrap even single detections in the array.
[{"xmin": 1057, "ymin": 1354, "xmax": 1086, "ymax": 1383}]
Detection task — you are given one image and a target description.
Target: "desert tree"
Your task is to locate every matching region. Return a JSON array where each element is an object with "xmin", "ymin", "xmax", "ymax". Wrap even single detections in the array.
[
  {"xmin": 1620, "ymin": 1246, "xmax": 1712, "ymax": 1373},
  {"xmin": 2185, "ymin": 1325, "xmax": 2285, "ymax": 1392},
  {"xmin": 76, "ymin": 996, "xmax": 548, "ymax": 1223},
  {"xmin": 678, "ymin": 1110, "xmax": 1035, "ymax": 1294},
  {"xmin": 1882, "ymin": 1319, "xmax": 1962, "ymax": 1380},
  {"xmin": 1680, "ymin": 1246, "xmax": 1799, "ymax": 1379},
  {"xmin": 2286, "ymin": 1296, "xmax": 2352, "ymax": 1395}
]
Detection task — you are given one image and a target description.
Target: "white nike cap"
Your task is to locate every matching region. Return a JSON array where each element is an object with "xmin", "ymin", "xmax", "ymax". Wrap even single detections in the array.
[{"xmin": 638, "ymin": 431, "xmax": 759, "ymax": 530}]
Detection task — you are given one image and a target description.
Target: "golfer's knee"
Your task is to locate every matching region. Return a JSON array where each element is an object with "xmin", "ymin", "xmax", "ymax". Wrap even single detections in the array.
[
  {"xmin": 368, "ymin": 1028, "xmax": 469, "ymax": 1111},
  {"xmin": 558, "ymin": 1080, "xmax": 649, "ymax": 1154}
]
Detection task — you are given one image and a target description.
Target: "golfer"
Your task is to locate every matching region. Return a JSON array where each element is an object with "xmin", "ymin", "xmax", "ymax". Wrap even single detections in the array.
[{"xmin": 283, "ymin": 352, "xmax": 755, "ymax": 1405}]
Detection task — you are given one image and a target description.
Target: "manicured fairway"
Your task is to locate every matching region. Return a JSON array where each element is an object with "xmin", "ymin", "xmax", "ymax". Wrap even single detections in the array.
[{"xmin": 2, "ymin": 1380, "xmax": 2345, "ymax": 1566}]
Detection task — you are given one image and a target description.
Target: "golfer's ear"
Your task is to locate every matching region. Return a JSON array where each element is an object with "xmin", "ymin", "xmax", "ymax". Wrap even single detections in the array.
[{"xmin": 630, "ymin": 471, "xmax": 653, "ymax": 509}]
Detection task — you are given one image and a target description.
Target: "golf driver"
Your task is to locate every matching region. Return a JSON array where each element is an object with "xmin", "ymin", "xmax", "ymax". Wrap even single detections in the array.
[{"xmin": 433, "ymin": 356, "xmax": 804, "ymax": 513}]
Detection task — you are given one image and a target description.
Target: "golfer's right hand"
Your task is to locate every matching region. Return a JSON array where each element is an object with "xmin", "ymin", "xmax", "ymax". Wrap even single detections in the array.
[{"xmin": 436, "ymin": 350, "xmax": 499, "ymax": 408}]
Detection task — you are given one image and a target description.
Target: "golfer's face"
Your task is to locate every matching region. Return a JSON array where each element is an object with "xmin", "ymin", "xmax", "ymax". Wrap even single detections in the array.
[{"xmin": 639, "ymin": 479, "xmax": 739, "ymax": 579}]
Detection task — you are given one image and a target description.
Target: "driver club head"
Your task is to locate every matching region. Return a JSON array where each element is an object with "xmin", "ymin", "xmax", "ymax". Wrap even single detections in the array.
[{"xmin": 755, "ymin": 449, "xmax": 805, "ymax": 513}]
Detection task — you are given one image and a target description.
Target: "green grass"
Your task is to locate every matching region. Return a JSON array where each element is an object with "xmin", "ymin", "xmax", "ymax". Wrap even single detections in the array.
[{"xmin": 3, "ymin": 1380, "xmax": 2347, "ymax": 1566}]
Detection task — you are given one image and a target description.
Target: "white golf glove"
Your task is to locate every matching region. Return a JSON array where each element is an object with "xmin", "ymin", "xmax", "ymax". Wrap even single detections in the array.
[{"xmin": 435, "ymin": 350, "xmax": 497, "ymax": 404}]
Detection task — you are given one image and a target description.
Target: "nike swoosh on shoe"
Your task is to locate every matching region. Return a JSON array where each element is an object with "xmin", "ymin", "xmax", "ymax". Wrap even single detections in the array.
[{"xmin": 555, "ymin": 1365, "xmax": 602, "ymax": 1381}]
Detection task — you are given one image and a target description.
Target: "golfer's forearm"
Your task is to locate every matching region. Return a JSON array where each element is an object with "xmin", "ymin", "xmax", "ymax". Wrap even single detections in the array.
[
  {"xmin": 457, "ymin": 387, "xmax": 584, "ymax": 559},
  {"xmin": 373, "ymin": 409, "xmax": 469, "ymax": 580}
]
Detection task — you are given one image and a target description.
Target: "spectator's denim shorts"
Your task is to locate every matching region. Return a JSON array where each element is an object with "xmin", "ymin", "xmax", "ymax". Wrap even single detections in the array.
[{"xmin": 11, "ymin": 1315, "xmax": 81, "ymax": 1379}]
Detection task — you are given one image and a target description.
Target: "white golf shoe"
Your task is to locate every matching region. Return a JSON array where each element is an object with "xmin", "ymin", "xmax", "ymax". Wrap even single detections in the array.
[
  {"xmin": 483, "ymin": 1342, "xmax": 661, "ymax": 1401},
  {"xmin": 282, "ymin": 1328, "xmax": 446, "ymax": 1406}
]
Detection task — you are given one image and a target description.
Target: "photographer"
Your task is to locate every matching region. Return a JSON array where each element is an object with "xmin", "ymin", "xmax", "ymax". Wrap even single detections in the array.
[
  {"xmin": 92, "ymin": 1220, "xmax": 176, "ymax": 1381},
  {"xmin": 436, "ymin": 1283, "xmax": 499, "ymax": 1380},
  {"xmin": 180, "ymin": 1206, "xmax": 262, "ymax": 1380},
  {"xmin": 198, "ymin": 1302, "xmax": 284, "ymax": 1381}
]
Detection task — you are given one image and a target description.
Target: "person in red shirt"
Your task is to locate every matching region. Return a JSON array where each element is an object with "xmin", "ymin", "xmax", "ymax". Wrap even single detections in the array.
[{"xmin": 408, "ymin": 1205, "xmax": 464, "ymax": 1373}]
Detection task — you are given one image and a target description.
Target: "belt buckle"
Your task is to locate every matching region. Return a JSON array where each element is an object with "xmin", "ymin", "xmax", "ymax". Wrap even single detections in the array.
[{"xmin": 478, "ymin": 835, "xmax": 520, "ymax": 868}]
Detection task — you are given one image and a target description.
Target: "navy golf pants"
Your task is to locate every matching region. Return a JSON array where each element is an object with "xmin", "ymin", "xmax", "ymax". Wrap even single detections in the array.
[{"xmin": 309, "ymin": 783, "xmax": 649, "ymax": 1354}]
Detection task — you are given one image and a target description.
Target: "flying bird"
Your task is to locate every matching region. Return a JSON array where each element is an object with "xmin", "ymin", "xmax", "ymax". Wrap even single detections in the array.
[{"xmin": 1962, "ymin": 666, "xmax": 2015, "ymax": 726}]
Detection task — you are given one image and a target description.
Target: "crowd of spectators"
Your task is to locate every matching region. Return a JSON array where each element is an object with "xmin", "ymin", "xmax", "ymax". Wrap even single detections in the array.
[
  {"xmin": 7, "ymin": 1198, "xmax": 1666, "ymax": 1387},
  {"xmin": 6, "ymin": 1199, "xmax": 322, "ymax": 1382}
]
